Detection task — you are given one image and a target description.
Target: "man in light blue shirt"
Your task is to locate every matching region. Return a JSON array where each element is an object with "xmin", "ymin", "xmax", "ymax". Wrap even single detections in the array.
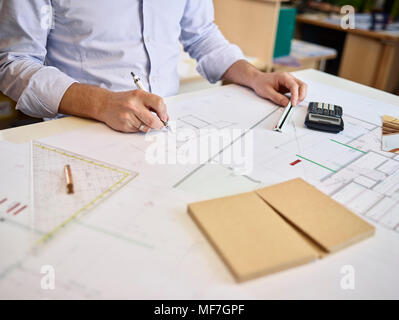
[{"xmin": 0, "ymin": 0, "xmax": 307, "ymax": 133}]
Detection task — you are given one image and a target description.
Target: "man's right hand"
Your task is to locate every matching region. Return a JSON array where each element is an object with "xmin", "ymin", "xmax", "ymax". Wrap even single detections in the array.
[
  {"xmin": 101, "ymin": 89, "xmax": 169, "ymax": 133},
  {"xmin": 59, "ymin": 83, "xmax": 169, "ymax": 133}
]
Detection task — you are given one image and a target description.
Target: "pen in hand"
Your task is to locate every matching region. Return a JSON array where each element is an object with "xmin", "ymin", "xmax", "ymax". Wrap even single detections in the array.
[{"xmin": 130, "ymin": 72, "xmax": 171, "ymax": 131}]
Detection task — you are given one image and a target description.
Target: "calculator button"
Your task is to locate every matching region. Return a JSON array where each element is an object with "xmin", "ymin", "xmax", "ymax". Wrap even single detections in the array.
[{"xmin": 322, "ymin": 104, "xmax": 329, "ymax": 115}]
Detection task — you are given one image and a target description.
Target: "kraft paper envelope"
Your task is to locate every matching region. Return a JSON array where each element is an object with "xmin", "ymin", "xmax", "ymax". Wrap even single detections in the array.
[
  {"xmin": 188, "ymin": 178, "xmax": 375, "ymax": 282},
  {"xmin": 255, "ymin": 178, "xmax": 375, "ymax": 253},
  {"xmin": 188, "ymin": 191, "xmax": 319, "ymax": 282}
]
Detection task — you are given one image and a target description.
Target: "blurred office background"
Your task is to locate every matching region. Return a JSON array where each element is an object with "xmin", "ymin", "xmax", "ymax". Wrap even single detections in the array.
[{"xmin": 180, "ymin": 0, "xmax": 399, "ymax": 96}]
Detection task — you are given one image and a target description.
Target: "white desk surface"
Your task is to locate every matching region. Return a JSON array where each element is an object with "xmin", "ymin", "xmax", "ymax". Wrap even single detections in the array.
[{"xmin": 1, "ymin": 69, "xmax": 399, "ymax": 299}]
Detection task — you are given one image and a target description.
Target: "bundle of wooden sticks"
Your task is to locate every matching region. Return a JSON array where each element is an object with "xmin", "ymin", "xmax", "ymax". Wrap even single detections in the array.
[
  {"xmin": 382, "ymin": 115, "xmax": 399, "ymax": 154},
  {"xmin": 382, "ymin": 115, "xmax": 399, "ymax": 135}
]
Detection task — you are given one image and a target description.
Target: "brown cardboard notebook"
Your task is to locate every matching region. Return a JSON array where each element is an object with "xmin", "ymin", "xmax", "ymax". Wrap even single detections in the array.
[
  {"xmin": 188, "ymin": 178, "xmax": 375, "ymax": 282},
  {"xmin": 188, "ymin": 191, "xmax": 319, "ymax": 282},
  {"xmin": 255, "ymin": 178, "xmax": 375, "ymax": 253}
]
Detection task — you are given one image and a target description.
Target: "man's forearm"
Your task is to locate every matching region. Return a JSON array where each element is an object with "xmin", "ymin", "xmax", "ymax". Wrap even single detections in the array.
[
  {"xmin": 58, "ymin": 82, "xmax": 168, "ymax": 133},
  {"xmin": 59, "ymin": 83, "xmax": 110, "ymax": 121},
  {"xmin": 222, "ymin": 59, "xmax": 307, "ymax": 107},
  {"xmin": 222, "ymin": 60, "xmax": 262, "ymax": 89}
]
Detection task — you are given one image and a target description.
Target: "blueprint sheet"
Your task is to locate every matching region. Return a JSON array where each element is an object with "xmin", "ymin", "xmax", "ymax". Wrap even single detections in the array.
[{"xmin": 1, "ymin": 81, "xmax": 399, "ymax": 299}]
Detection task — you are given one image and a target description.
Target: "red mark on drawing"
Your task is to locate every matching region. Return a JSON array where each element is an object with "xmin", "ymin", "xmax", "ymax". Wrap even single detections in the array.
[
  {"xmin": 0, "ymin": 198, "xmax": 7, "ymax": 205},
  {"xmin": 144, "ymin": 201, "xmax": 154, "ymax": 208},
  {"xmin": 290, "ymin": 159, "xmax": 302, "ymax": 166},
  {"xmin": 13, "ymin": 205, "xmax": 27, "ymax": 216},
  {"xmin": 7, "ymin": 202, "xmax": 20, "ymax": 213}
]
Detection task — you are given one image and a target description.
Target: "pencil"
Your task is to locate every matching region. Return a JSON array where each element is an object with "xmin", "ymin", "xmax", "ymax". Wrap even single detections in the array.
[
  {"xmin": 130, "ymin": 71, "xmax": 171, "ymax": 131},
  {"xmin": 64, "ymin": 164, "xmax": 74, "ymax": 194}
]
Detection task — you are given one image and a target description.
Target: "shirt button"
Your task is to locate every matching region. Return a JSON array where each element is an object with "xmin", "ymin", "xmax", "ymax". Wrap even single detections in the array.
[
  {"xmin": 151, "ymin": 76, "xmax": 157, "ymax": 82},
  {"xmin": 145, "ymin": 36, "xmax": 151, "ymax": 42}
]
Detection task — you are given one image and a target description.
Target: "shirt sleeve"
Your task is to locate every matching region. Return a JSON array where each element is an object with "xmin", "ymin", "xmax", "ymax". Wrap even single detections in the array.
[
  {"xmin": 179, "ymin": 0, "xmax": 246, "ymax": 84},
  {"xmin": 0, "ymin": 0, "xmax": 77, "ymax": 118}
]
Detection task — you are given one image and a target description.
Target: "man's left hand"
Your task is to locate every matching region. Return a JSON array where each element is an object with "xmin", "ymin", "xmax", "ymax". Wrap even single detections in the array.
[{"xmin": 251, "ymin": 71, "xmax": 307, "ymax": 107}]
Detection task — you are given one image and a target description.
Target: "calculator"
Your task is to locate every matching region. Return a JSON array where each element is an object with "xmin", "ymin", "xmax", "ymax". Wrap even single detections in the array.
[{"xmin": 304, "ymin": 102, "xmax": 344, "ymax": 133}]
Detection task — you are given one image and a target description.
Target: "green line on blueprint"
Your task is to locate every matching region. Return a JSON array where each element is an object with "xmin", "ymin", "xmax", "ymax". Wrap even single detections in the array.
[
  {"xmin": 295, "ymin": 154, "xmax": 336, "ymax": 173},
  {"xmin": 330, "ymin": 139, "xmax": 367, "ymax": 154}
]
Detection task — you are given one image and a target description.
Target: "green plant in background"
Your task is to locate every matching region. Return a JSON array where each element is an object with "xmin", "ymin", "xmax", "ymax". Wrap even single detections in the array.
[
  {"xmin": 330, "ymin": 0, "xmax": 399, "ymax": 17},
  {"xmin": 392, "ymin": 0, "xmax": 399, "ymax": 18},
  {"xmin": 362, "ymin": 0, "xmax": 374, "ymax": 12}
]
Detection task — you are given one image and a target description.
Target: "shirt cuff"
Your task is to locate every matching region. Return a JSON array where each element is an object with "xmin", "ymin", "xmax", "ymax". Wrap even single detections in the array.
[
  {"xmin": 196, "ymin": 44, "xmax": 246, "ymax": 84},
  {"xmin": 15, "ymin": 66, "xmax": 78, "ymax": 118}
]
